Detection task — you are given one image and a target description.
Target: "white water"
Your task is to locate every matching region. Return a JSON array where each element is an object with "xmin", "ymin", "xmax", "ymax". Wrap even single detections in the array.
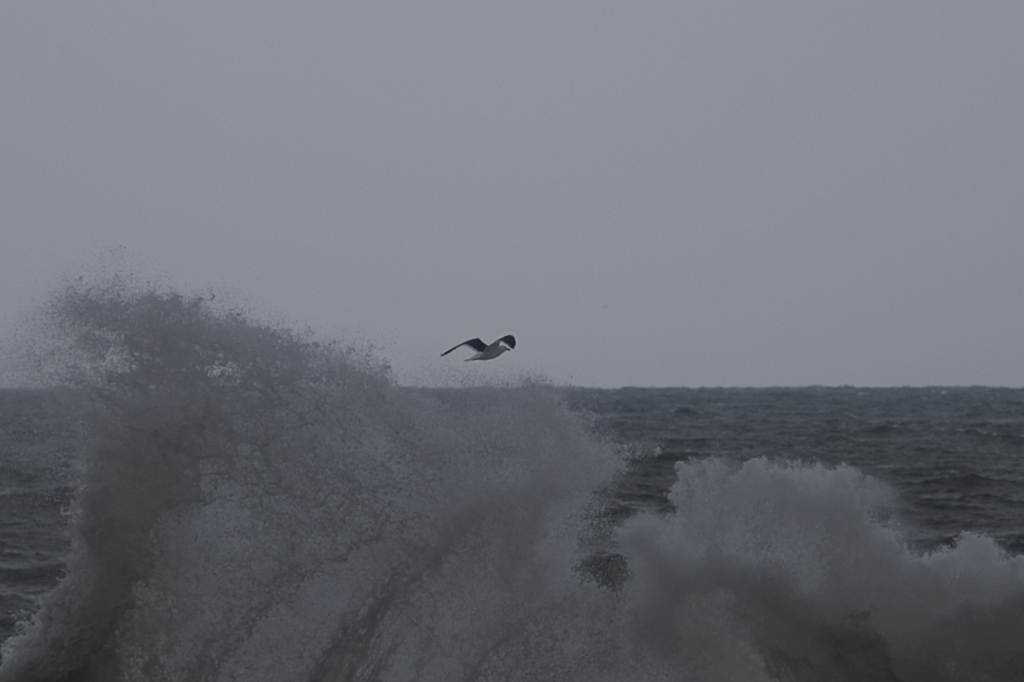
[{"xmin": 2, "ymin": 279, "xmax": 1023, "ymax": 681}]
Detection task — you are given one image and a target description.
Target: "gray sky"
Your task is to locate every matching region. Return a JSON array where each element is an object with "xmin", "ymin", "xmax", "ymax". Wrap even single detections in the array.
[{"xmin": 2, "ymin": 1, "xmax": 1022, "ymax": 388}]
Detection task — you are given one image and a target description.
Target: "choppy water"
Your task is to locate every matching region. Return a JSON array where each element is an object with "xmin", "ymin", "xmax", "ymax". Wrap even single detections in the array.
[
  {"xmin": 1, "ymin": 280, "xmax": 1023, "ymax": 681},
  {"xmin": 571, "ymin": 386, "xmax": 1024, "ymax": 554}
]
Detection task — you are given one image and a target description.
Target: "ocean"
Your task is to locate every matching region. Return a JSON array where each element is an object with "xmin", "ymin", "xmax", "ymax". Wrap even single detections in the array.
[{"xmin": 1, "ymin": 282, "xmax": 1023, "ymax": 681}]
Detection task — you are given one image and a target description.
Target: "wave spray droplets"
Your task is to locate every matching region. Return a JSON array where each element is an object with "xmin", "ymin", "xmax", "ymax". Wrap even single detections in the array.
[
  {"xmin": 2, "ymin": 278, "xmax": 1024, "ymax": 681},
  {"xmin": 0, "ymin": 281, "xmax": 618, "ymax": 682}
]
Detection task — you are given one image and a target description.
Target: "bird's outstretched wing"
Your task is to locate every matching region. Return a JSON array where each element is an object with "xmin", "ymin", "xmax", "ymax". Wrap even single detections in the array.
[
  {"xmin": 441, "ymin": 338, "xmax": 488, "ymax": 357},
  {"xmin": 498, "ymin": 335, "xmax": 516, "ymax": 349}
]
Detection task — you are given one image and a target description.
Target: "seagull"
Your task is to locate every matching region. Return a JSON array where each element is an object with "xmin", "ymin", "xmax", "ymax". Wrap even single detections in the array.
[{"xmin": 441, "ymin": 335, "xmax": 516, "ymax": 361}]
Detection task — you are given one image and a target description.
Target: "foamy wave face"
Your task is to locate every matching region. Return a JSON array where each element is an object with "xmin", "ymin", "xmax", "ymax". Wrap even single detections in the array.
[
  {"xmin": 3, "ymin": 279, "xmax": 1024, "ymax": 682},
  {"xmin": 618, "ymin": 458, "xmax": 1024, "ymax": 681}
]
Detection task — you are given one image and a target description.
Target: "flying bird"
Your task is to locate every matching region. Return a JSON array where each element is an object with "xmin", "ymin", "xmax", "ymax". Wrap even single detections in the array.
[{"xmin": 441, "ymin": 335, "xmax": 516, "ymax": 361}]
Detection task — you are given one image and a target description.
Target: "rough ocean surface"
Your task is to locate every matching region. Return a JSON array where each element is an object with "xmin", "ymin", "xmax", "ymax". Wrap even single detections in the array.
[{"xmin": 1, "ymin": 279, "xmax": 1023, "ymax": 681}]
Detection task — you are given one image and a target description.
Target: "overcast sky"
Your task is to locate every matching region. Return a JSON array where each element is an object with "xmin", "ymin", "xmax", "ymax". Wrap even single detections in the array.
[{"xmin": 2, "ymin": 2, "xmax": 1022, "ymax": 388}]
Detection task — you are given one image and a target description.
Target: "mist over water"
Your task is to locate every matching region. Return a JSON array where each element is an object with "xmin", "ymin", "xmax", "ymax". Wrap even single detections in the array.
[{"xmin": 2, "ymin": 278, "xmax": 1023, "ymax": 681}]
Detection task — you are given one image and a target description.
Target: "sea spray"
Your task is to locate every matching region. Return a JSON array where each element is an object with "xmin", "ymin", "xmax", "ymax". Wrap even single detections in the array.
[
  {"xmin": 3, "ymin": 278, "xmax": 1024, "ymax": 681},
  {"xmin": 0, "ymin": 279, "xmax": 627, "ymax": 681}
]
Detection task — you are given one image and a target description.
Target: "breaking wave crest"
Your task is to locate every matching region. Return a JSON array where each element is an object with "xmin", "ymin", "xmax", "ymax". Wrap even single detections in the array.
[{"xmin": 2, "ymin": 278, "xmax": 1023, "ymax": 681}]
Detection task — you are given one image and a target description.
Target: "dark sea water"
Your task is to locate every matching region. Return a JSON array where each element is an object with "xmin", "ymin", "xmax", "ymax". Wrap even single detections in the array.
[{"xmin": 1, "ymin": 281, "xmax": 1023, "ymax": 681}]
